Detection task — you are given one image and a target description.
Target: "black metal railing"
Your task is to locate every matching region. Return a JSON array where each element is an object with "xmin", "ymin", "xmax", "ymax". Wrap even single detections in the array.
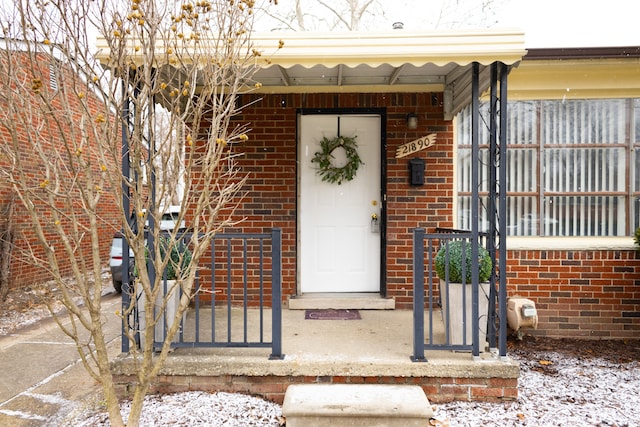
[
  {"xmin": 123, "ymin": 228, "xmax": 283, "ymax": 360},
  {"xmin": 412, "ymin": 228, "xmax": 494, "ymax": 361}
]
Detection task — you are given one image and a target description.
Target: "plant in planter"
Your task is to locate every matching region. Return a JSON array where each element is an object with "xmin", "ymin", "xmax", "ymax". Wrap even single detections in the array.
[
  {"xmin": 137, "ymin": 236, "xmax": 193, "ymax": 348},
  {"xmin": 134, "ymin": 236, "xmax": 193, "ymax": 280},
  {"xmin": 159, "ymin": 237, "xmax": 193, "ymax": 280},
  {"xmin": 435, "ymin": 239, "xmax": 492, "ymax": 284},
  {"xmin": 634, "ymin": 227, "xmax": 640, "ymax": 253},
  {"xmin": 435, "ymin": 239, "xmax": 493, "ymax": 349}
]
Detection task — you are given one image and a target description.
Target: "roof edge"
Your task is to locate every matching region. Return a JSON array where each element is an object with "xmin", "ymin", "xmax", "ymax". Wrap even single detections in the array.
[
  {"xmin": 95, "ymin": 28, "xmax": 527, "ymax": 69},
  {"xmin": 254, "ymin": 28, "xmax": 527, "ymax": 68},
  {"xmin": 525, "ymin": 46, "xmax": 640, "ymax": 60}
]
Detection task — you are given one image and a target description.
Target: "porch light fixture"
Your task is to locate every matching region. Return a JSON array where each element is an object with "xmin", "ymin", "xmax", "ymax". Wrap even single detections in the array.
[{"xmin": 406, "ymin": 113, "xmax": 418, "ymax": 130}]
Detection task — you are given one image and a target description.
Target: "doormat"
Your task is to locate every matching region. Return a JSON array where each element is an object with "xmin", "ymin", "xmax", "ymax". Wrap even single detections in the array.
[{"xmin": 305, "ymin": 309, "xmax": 361, "ymax": 320}]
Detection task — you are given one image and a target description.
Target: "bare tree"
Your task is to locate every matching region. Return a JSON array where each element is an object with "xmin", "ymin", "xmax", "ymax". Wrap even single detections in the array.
[
  {"xmin": 0, "ymin": 197, "xmax": 15, "ymax": 301},
  {"xmin": 155, "ymin": 108, "xmax": 184, "ymax": 206},
  {"xmin": 258, "ymin": 0, "xmax": 506, "ymax": 32},
  {"xmin": 430, "ymin": 0, "xmax": 506, "ymax": 28},
  {"xmin": 0, "ymin": 0, "xmax": 278, "ymax": 425},
  {"xmin": 260, "ymin": 0, "xmax": 386, "ymax": 31}
]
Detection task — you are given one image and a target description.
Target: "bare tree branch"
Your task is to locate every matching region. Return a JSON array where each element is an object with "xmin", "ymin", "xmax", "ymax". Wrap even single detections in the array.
[{"xmin": 0, "ymin": 0, "xmax": 278, "ymax": 425}]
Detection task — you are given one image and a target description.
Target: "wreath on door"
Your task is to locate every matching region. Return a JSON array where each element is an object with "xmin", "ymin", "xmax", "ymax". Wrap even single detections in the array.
[{"xmin": 311, "ymin": 136, "xmax": 363, "ymax": 185}]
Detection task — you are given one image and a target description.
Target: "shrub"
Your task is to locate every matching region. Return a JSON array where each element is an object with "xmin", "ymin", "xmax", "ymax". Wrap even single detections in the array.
[
  {"xmin": 160, "ymin": 237, "xmax": 192, "ymax": 280},
  {"xmin": 635, "ymin": 227, "xmax": 640, "ymax": 253},
  {"xmin": 135, "ymin": 237, "xmax": 192, "ymax": 280},
  {"xmin": 435, "ymin": 239, "xmax": 493, "ymax": 284}
]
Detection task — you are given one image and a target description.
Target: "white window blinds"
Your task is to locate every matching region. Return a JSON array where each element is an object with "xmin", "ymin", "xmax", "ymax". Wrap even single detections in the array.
[{"xmin": 456, "ymin": 99, "xmax": 636, "ymax": 237}]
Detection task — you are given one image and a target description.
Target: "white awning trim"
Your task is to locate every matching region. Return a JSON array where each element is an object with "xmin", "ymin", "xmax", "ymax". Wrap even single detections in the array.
[
  {"xmin": 253, "ymin": 29, "xmax": 526, "ymax": 69},
  {"xmin": 96, "ymin": 28, "xmax": 526, "ymax": 118},
  {"xmin": 251, "ymin": 29, "xmax": 525, "ymax": 118}
]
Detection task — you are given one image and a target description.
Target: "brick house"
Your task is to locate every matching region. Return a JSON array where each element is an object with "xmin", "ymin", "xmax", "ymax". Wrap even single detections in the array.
[
  {"xmin": 0, "ymin": 43, "xmax": 120, "ymax": 289},
  {"xmin": 223, "ymin": 36, "xmax": 640, "ymax": 340},
  {"xmin": 99, "ymin": 29, "xmax": 640, "ymax": 342},
  {"xmin": 493, "ymin": 47, "xmax": 640, "ymax": 338},
  {"xmin": 99, "ymin": 29, "xmax": 640, "ymax": 403}
]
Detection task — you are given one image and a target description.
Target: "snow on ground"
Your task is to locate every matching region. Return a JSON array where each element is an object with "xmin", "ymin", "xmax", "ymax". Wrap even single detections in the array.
[
  {"xmin": 0, "ymin": 286, "xmax": 70, "ymax": 335},
  {"xmin": 0, "ymin": 272, "xmax": 107, "ymax": 335},
  {"xmin": 69, "ymin": 347, "xmax": 639, "ymax": 427},
  {"xmin": 73, "ymin": 391, "xmax": 284, "ymax": 427},
  {"xmin": 434, "ymin": 350, "xmax": 639, "ymax": 427},
  {"xmin": 2, "ymin": 282, "xmax": 638, "ymax": 427}
]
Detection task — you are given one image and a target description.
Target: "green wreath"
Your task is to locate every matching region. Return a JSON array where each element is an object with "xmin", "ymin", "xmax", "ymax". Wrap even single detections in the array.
[{"xmin": 311, "ymin": 136, "xmax": 364, "ymax": 185}]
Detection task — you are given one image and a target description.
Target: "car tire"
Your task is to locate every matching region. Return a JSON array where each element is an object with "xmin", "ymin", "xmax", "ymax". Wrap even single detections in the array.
[{"xmin": 113, "ymin": 280, "xmax": 123, "ymax": 294}]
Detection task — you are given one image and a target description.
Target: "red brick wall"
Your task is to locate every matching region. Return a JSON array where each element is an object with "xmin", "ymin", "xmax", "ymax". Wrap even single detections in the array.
[
  {"xmin": 0, "ymin": 51, "xmax": 120, "ymax": 289},
  {"xmin": 210, "ymin": 91, "xmax": 640, "ymax": 339},
  {"xmin": 507, "ymin": 249, "xmax": 640, "ymax": 339},
  {"xmin": 116, "ymin": 373, "xmax": 518, "ymax": 405},
  {"xmin": 232, "ymin": 92, "xmax": 453, "ymax": 305}
]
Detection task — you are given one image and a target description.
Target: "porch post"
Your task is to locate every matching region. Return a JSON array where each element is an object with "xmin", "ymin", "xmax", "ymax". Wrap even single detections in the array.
[
  {"xmin": 269, "ymin": 228, "xmax": 284, "ymax": 360},
  {"xmin": 471, "ymin": 62, "xmax": 481, "ymax": 357},
  {"xmin": 498, "ymin": 63, "xmax": 509, "ymax": 358},
  {"xmin": 411, "ymin": 228, "xmax": 427, "ymax": 362},
  {"xmin": 487, "ymin": 63, "xmax": 498, "ymax": 349},
  {"xmin": 121, "ymin": 81, "xmax": 131, "ymax": 354}
]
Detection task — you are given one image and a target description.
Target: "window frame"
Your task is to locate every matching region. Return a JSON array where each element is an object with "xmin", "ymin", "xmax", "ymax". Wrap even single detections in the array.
[{"xmin": 455, "ymin": 98, "xmax": 638, "ymax": 246}]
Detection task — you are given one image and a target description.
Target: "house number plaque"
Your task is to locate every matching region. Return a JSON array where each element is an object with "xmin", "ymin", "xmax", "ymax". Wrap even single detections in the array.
[{"xmin": 395, "ymin": 133, "xmax": 436, "ymax": 159}]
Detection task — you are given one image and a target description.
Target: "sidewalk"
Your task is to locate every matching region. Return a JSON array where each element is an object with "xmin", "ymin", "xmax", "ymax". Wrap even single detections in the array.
[{"xmin": 0, "ymin": 293, "xmax": 122, "ymax": 426}]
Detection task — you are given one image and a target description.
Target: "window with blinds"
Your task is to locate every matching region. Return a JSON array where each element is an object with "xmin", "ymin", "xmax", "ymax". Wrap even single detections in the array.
[{"xmin": 456, "ymin": 99, "xmax": 639, "ymax": 237}]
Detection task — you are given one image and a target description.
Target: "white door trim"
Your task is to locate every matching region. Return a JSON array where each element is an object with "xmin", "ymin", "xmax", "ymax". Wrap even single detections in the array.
[{"xmin": 297, "ymin": 112, "xmax": 383, "ymax": 295}]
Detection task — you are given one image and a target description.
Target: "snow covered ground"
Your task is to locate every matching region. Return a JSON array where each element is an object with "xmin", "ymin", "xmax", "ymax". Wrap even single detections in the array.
[
  {"xmin": 73, "ymin": 391, "xmax": 284, "ymax": 427},
  {"xmin": 68, "ymin": 343, "xmax": 639, "ymax": 427},
  {"xmin": 2, "ymin": 280, "xmax": 638, "ymax": 426},
  {"xmin": 434, "ymin": 347, "xmax": 639, "ymax": 427}
]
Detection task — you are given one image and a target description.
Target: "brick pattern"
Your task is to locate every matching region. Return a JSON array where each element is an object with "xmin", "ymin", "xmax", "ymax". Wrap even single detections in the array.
[
  {"xmin": 507, "ymin": 249, "xmax": 640, "ymax": 339},
  {"xmin": 230, "ymin": 92, "xmax": 454, "ymax": 306},
  {"xmin": 114, "ymin": 373, "xmax": 518, "ymax": 405},
  {"xmin": 0, "ymin": 52, "xmax": 120, "ymax": 289},
  {"xmin": 186, "ymin": 93, "xmax": 640, "ymax": 338},
  {"xmin": 193, "ymin": 91, "xmax": 640, "ymax": 339}
]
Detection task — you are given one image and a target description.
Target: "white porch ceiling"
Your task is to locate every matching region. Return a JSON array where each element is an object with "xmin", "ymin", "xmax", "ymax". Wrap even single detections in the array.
[
  {"xmin": 96, "ymin": 28, "xmax": 527, "ymax": 118},
  {"xmin": 253, "ymin": 63, "xmax": 451, "ymax": 88},
  {"xmin": 250, "ymin": 29, "xmax": 526, "ymax": 118}
]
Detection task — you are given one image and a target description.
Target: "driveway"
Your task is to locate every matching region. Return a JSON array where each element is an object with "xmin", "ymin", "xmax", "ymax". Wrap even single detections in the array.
[{"xmin": 0, "ymin": 293, "xmax": 122, "ymax": 426}]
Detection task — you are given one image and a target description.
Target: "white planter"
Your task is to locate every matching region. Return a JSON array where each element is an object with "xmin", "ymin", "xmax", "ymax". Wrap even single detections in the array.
[
  {"xmin": 440, "ymin": 280, "xmax": 490, "ymax": 351},
  {"xmin": 137, "ymin": 279, "xmax": 185, "ymax": 349}
]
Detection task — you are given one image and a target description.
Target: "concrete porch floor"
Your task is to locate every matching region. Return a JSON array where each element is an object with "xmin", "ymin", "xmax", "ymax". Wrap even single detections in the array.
[{"xmin": 112, "ymin": 306, "xmax": 520, "ymax": 404}]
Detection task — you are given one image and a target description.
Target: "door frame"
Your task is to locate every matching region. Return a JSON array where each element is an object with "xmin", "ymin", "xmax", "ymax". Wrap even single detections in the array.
[{"xmin": 296, "ymin": 107, "xmax": 387, "ymax": 296}]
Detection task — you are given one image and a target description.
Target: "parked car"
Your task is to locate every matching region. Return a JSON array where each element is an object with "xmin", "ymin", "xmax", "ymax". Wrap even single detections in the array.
[
  {"xmin": 159, "ymin": 205, "xmax": 186, "ymax": 231},
  {"xmin": 109, "ymin": 206, "xmax": 184, "ymax": 293},
  {"xmin": 109, "ymin": 230, "xmax": 129, "ymax": 293}
]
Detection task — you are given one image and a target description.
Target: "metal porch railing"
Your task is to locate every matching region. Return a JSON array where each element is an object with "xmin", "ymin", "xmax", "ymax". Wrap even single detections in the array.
[
  {"xmin": 411, "ymin": 228, "xmax": 497, "ymax": 361},
  {"xmin": 123, "ymin": 228, "xmax": 283, "ymax": 360}
]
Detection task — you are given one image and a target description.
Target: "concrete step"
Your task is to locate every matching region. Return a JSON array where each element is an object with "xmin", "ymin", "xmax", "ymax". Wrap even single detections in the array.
[
  {"xmin": 282, "ymin": 384, "xmax": 433, "ymax": 427},
  {"xmin": 288, "ymin": 293, "xmax": 395, "ymax": 310}
]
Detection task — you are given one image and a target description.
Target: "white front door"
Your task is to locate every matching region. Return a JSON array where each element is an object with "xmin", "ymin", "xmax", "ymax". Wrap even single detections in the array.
[{"xmin": 299, "ymin": 114, "xmax": 381, "ymax": 293}]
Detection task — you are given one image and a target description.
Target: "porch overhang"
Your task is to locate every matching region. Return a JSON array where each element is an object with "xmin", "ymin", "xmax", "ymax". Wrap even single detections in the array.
[
  {"xmin": 253, "ymin": 29, "xmax": 526, "ymax": 119},
  {"xmin": 95, "ymin": 28, "xmax": 526, "ymax": 119}
]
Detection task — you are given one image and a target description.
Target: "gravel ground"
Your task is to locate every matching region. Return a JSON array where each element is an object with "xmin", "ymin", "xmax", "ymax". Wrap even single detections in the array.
[
  {"xmin": 73, "ymin": 391, "xmax": 284, "ymax": 427},
  {"xmin": 1, "ymin": 281, "xmax": 639, "ymax": 426},
  {"xmin": 69, "ymin": 337, "xmax": 639, "ymax": 427},
  {"xmin": 433, "ymin": 337, "xmax": 640, "ymax": 427}
]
